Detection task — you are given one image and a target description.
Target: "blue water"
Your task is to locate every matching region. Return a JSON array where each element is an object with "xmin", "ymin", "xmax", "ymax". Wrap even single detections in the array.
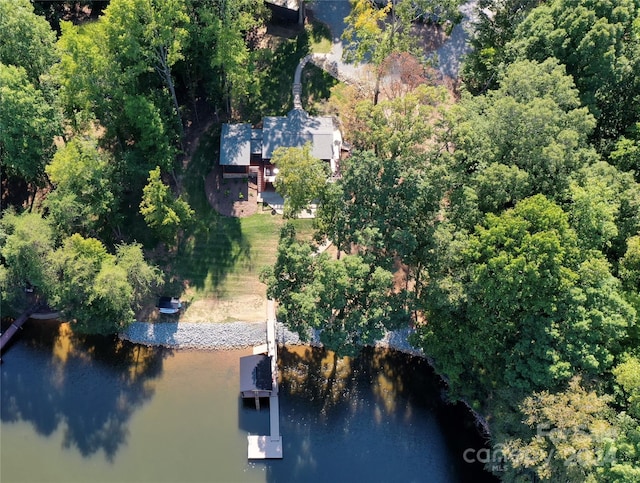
[{"xmin": 1, "ymin": 322, "xmax": 495, "ymax": 482}]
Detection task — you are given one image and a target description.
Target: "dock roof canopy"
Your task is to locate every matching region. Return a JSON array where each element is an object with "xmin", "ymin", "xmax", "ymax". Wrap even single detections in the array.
[{"xmin": 240, "ymin": 354, "xmax": 273, "ymax": 394}]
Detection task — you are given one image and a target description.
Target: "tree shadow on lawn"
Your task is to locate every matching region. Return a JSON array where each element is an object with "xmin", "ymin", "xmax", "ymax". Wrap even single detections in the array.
[
  {"xmin": 161, "ymin": 124, "xmax": 252, "ymax": 299},
  {"xmin": 170, "ymin": 208, "xmax": 251, "ymax": 298}
]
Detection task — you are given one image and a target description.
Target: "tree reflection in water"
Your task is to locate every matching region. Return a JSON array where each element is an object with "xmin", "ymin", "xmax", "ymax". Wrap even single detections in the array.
[
  {"xmin": 278, "ymin": 346, "xmax": 444, "ymax": 419},
  {"xmin": 269, "ymin": 346, "xmax": 473, "ymax": 483},
  {"xmin": 1, "ymin": 322, "xmax": 169, "ymax": 461}
]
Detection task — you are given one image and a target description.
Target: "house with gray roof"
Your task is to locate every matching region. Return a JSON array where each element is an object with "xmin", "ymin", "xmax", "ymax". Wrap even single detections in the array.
[{"xmin": 219, "ymin": 107, "xmax": 342, "ymax": 193}]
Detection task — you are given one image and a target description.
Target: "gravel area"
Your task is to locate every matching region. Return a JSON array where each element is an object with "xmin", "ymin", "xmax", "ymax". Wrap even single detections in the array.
[
  {"xmin": 119, "ymin": 321, "xmax": 424, "ymax": 356},
  {"xmin": 120, "ymin": 321, "xmax": 302, "ymax": 350}
]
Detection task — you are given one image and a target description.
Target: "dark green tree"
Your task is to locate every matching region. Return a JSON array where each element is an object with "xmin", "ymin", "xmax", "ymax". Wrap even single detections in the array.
[
  {"xmin": 44, "ymin": 137, "xmax": 117, "ymax": 238},
  {"xmin": 0, "ymin": 0, "xmax": 57, "ymax": 84},
  {"xmin": 54, "ymin": 21, "xmax": 116, "ymax": 130},
  {"xmin": 262, "ymin": 224, "xmax": 407, "ymax": 357},
  {"xmin": 450, "ymin": 58, "xmax": 597, "ymax": 208},
  {"xmin": 507, "ymin": 0, "xmax": 640, "ymax": 145},
  {"xmin": 48, "ymin": 234, "xmax": 126, "ymax": 333},
  {"xmin": 0, "ymin": 63, "xmax": 59, "ymax": 186},
  {"xmin": 471, "ymin": 163, "xmax": 531, "ymax": 214},
  {"xmin": 316, "ymin": 149, "xmax": 445, "ymax": 309},
  {"xmin": 620, "ymin": 236, "xmax": 640, "ymax": 289},
  {"xmin": 55, "ymin": 12, "xmax": 179, "ymax": 178},
  {"xmin": 102, "ymin": 0, "xmax": 190, "ymax": 131},
  {"xmin": 460, "ymin": 0, "xmax": 541, "ymax": 93},
  {"xmin": 183, "ymin": 0, "xmax": 266, "ymax": 112},
  {"xmin": 609, "ymin": 123, "xmax": 640, "ymax": 181}
]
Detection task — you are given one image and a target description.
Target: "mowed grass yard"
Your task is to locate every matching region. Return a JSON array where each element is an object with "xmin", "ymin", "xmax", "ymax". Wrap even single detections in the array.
[{"xmin": 172, "ymin": 212, "xmax": 313, "ymax": 323}]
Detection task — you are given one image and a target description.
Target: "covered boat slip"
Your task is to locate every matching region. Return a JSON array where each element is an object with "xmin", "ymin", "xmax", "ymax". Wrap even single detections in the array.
[
  {"xmin": 240, "ymin": 300, "xmax": 283, "ymax": 459},
  {"xmin": 239, "ymin": 354, "xmax": 273, "ymax": 399}
]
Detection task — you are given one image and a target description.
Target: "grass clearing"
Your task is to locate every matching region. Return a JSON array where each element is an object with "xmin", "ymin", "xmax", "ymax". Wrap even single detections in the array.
[{"xmin": 170, "ymin": 212, "xmax": 314, "ymax": 322}]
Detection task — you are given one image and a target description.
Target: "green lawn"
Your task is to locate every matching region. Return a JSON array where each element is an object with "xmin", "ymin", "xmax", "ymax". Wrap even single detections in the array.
[
  {"xmin": 163, "ymin": 211, "xmax": 313, "ymax": 322},
  {"xmin": 308, "ymin": 20, "xmax": 333, "ymax": 54},
  {"xmin": 175, "ymin": 211, "xmax": 313, "ymax": 300}
]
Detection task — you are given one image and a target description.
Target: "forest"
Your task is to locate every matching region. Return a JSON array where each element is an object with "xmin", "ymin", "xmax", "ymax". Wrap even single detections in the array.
[{"xmin": 1, "ymin": 0, "xmax": 639, "ymax": 481}]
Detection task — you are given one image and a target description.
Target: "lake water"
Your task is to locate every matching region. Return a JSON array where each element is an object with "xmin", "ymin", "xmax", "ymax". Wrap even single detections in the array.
[{"xmin": 1, "ymin": 322, "xmax": 496, "ymax": 482}]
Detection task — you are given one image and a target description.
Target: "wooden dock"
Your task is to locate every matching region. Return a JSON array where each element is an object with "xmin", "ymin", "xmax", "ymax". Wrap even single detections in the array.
[
  {"xmin": 246, "ymin": 299, "xmax": 283, "ymax": 459},
  {"xmin": 0, "ymin": 304, "xmax": 41, "ymax": 354}
]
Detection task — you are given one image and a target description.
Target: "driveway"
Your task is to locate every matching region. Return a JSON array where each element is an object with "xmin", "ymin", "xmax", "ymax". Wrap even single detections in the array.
[
  {"xmin": 435, "ymin": 0, "xmax": 478, "ymax": 79},
  {"xmin": 308, "ymin": 0, "xmax": 479, "ymax": 81},
  {"xmin": 307, "ymin": 0, "xmax": 374, "ymax": 86}
]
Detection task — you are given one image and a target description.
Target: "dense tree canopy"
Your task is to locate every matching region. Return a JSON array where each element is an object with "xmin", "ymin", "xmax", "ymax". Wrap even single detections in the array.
[
  {"xmin": 502, "ymin": 377, "xmax": 619, "ymax": 482},
  {"xmin": 0, "ymin": 210, "xmax": 162, "ymax": 335},
  {"xmin": 102, "ymin": 0, "xmax": 189, "ymax": 129},
  {"xmin": 48, "ymin": 234, "xmax": 161, "ymax": 334},
  {"xmin": 0, "ymin": 210, "xmax": 54, "ymax": 307},
  {"xmin": 49, "ymin": 234, "xmax": 132, "ymax": 334},
  {"xmin": 568, "ymin": 161, "xmax": 640, "ymax": 262},
  {"xmin": 0, "ymin": 0, "xmax": 57, "ymax": 84},
  {"xmin": 464, "ymin": 0, "xmax": 640, "ymax": 150},
  {"xmin": 262, "ymin": 224, "xmax": 407, "ymax": 357},
  {"xmin": 461, "ymin": 0, "xmax": 541, "ymax": 94},
  {"xmin": 507, "ymin": 0, "xmax": 640, "ymax": 144},
  {"xmin": 1, "ymin": 1, "xmax": 639, "ymax": 479},
  {"xmin": 448, "ymin": 58, "xmax": 598, "ymax": 224},
  {"xmin": 351, "ymin": 83, "xmax": 448, "ymax": 158},
  {"xmin": 416, "ymin": 195, "xmax": 635, "ymax": 404}
]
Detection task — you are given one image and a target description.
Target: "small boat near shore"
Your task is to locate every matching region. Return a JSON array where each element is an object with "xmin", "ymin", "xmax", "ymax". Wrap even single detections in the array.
[{"xmin": 157, "ymin": 297, "xmax": 182, "ymax": 315}]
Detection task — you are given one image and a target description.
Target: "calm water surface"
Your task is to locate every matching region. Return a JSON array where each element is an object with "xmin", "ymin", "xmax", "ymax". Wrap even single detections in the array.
[{"xmin": 1, "ymin": 322, "xmax": 495, "ymax": 483}]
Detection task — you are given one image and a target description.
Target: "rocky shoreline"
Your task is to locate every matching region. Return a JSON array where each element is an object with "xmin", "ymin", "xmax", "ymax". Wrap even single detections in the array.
[{"xmin": 119, "ymin": 320, "xmax": 424, "ymax": 357}]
